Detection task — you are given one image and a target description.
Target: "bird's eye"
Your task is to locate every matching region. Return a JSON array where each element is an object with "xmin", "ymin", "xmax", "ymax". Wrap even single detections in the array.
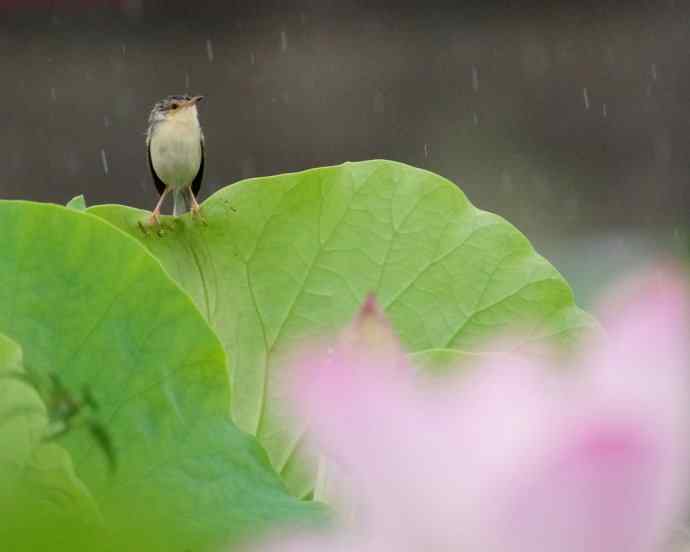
[{"xmin": 170, "ymin": 103, "xmax": 179, "ymax": 110}]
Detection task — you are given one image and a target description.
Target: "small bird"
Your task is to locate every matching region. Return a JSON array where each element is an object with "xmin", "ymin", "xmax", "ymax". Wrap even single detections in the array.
[{"xmin": 145, "ymin": 94, "xmax": 205, "ymax": 224}]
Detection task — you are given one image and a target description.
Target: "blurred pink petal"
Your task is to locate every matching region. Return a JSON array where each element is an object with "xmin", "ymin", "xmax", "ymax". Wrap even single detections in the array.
[
  {"xmin": 249, "ymin": 532, "xmax": 350, "ymax": 552},
  {"xmin": 255, "ymin": 267, "xmax": 690, "ymax": 552},
  {"xmin": 288, "ymin": 296, "xmax": 426, "ymax": 523}
]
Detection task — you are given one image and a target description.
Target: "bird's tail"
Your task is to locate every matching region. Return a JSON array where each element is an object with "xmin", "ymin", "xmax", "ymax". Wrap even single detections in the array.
[{"xmin": 172, "ymin": 189, "xmax": 192, "ymax": 216}]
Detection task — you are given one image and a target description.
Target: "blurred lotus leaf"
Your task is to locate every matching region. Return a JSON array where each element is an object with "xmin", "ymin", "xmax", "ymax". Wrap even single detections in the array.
[{"xmin": 0, "ymin": 202, "xmax": 324, "ymax": 552}]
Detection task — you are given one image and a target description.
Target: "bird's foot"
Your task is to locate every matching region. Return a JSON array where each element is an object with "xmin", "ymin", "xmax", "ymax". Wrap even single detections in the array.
[
  {"xmin": 191, "ymin": 204, "xmax": 208, "ymax": 225},
  {"xmin": 138, "ymin": 210, "xmax": 169, "ymax": 236}
]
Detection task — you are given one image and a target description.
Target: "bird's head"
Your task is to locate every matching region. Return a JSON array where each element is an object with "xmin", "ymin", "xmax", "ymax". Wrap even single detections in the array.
[{"xmin": 148, "ymin": 94, "xmax": 204, "ymax": 125}]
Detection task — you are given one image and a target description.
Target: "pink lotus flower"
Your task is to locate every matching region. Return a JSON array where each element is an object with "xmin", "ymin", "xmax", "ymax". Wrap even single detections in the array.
[{"xmin": 253, "ymin": 269, "xmax": 690, "ymax": 552}]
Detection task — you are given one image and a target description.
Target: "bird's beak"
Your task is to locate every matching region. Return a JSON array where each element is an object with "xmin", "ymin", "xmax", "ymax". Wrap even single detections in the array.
[{"xmin": 187, "ymin": 95, "xmax": 204, "ymax": 106}]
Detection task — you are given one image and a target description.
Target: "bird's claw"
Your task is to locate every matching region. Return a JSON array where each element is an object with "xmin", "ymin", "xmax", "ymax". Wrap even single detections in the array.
[
  {"xmin": 138, "ymin": 212, "xmax": 171, "ymax": 236},
  {"xmin": 191, "ymin": 206, "xmax": 208, "ymax": 225}
]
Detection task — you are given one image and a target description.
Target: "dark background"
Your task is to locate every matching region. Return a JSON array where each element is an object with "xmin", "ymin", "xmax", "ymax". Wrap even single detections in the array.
[{"xmin": 2, "ymin": 0, "xmax": 688, "ymax": 304}]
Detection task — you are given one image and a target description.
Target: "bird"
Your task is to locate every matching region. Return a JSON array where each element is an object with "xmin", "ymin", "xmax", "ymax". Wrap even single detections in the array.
[{"xmin": 145, "ymin": 94, "xmax": 205, "ymax": 225}]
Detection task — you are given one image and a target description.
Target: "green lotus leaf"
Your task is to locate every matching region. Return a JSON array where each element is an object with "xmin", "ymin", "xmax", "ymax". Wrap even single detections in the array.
[
  {"xmin": 0, "ymin": 333, "xmax": 45, "ymax": 491},
  {"xmin": 410, "ymin": 348, "xmax": 477, "ymax": 376},
  {"xmin": 66, "ymin": 194, "xmax": 87, "ymax": 211},
  {"xmin": 89, "ymin": 160, "xmax": 597, "ymax": 498},
  {"xmin": 0, "ymin": 334, "xmax": 102, "ymax": 551},
  {"xmin": 0, "ymin": 202, "xmax": 323, "ymax": 551}
]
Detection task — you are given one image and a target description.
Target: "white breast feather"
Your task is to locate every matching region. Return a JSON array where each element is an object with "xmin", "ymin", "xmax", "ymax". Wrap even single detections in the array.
[{"xmin": 149, "ymin": 107, "xmax": 202, "ymax": 190}]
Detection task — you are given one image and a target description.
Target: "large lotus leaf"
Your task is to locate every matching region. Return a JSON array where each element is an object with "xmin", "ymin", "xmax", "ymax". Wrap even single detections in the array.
[
  {"xmin": 0, "ymin": 333, "xmax": 45, "ymax": 491},
  {"xmin": 89, "ymin": 160, "xmax": 597, "ymax": 497},
  {"xmin": 0, "ymin": 334, "xmax": 101, "ymax": 550},
  {"xmin": 0, "ymin": 202, "xmax": 323, "ymax": 551},
  {"xmin": 5, "ymin": 443, "xmax": 106, "ymax": 552}
]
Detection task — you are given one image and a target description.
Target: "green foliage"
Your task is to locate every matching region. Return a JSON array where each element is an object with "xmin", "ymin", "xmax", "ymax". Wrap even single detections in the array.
[
  {"xmin": 66, "ymin": 194, "xmax": 87, "ymax": 211},
  {"xmin": 89, "ymin": 160, "xmax": 597, "ymax": 498},
  {"xmin": 0, "ymin": 334, "xmax": 102, "ymax": 551},
  {"xmin": 410, "ymin": 348, "xmax": 478, "ymax": 376},
  {"xmin": 0, "ymin": 333, "xmax": 45, "ymax": 495},
  {"xmin": 0, "ymin": 203, "xmax": 323, "ymax": 551},
  {"xmin": 0, "ymin": 161, "xmax": 597, "ymax": 549}
]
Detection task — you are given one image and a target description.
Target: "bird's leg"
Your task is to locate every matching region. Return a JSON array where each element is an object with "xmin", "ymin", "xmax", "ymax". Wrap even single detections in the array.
[
  {"xmin": 139, "ymin": 188, "xmax": 171, "ymax": 235},
  {"xmin": 189, "ymin": 189, "xmax": 207, "ymax": 225},
  {"xmin": 148, "ymin": 188, "xmax": 171, "ymax": 225}
]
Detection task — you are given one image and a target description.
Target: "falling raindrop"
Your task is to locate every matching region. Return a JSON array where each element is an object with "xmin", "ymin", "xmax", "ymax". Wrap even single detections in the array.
[
  {"xmin": 50, "ymin": 87, "xmax": 56, "ymax": 102},
  {"xmin": 121, "ymin": 43, "xmax": 126, "ymax": 56},
  {"xmin": 651, "ymin": 63, "xmax": 657, "ymax": 80},
  {"xmin": 653, "ymin": 131, "xmax": 672, "ymax": 164},
  {"xmin": 103, "ymin": 115, "xmax": 111, "ymax": 128},
  {"xmin": 206, "ymin": 39, "xmax": 214, "ymax": 63},
  {"xmin": 602, "ymin": 103, "xmax": 608, "ymax": 118},
  {"xmin": 373, "ymin": 91, "xmax": 385, "ymax": 113},
  {"xmin": 185, "ymin": 72, "xmax": 190, "ymax": 90},
  {"xmin": 473, "ymin": 112, "xmax": 479, "ymax": 125},
  {"xmin": 582, "ymin": 87, "xmax": 590, "ymax": 110},
  {"xmin": 501, "ymin": 170, "xmax": 513, "ymax": 192},
  {"xmin": 100, "ymin": 149, "xmax": 109, "ymax": 175},
  {"xmin": 63, "ymin": 151, "xmax": 82, "ymax": 176},
  {"xmin": 424, "ymin": 143, "xmax": 429, "ymax": 158},
  {"xmin": 471, "ymin": 65, "xmax": 479, "ymax": 92},
  {"xmin": 605, "ymin": 47, "xmax": 615, "ymax": 65},
  {"xmin": 281, "ymin": 30, "xmax": 288, "ymax": 53},
  {"xmin": 565, "ymin": 197, "xmax": 579, "ymax": 219},
  {"xmin": 250, "ymin": 52, "xmax": 256, "ymax": 65},
  {"xmin": 300, "ymin": 12, "xmax": 306, "ymax": 24},
  {"xmin": 241, "ymin": 157, "xmax": 256, "ymax": 179}
]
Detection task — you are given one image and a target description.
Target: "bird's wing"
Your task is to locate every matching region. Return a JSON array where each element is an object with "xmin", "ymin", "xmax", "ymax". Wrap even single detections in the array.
[
  {"xmin": 191, "ymin": 133, "xmax": 204, "ymax": 198},
  {"xmin": 147, "ymin": 138, "xmax": 166, "ymax": 196}
]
